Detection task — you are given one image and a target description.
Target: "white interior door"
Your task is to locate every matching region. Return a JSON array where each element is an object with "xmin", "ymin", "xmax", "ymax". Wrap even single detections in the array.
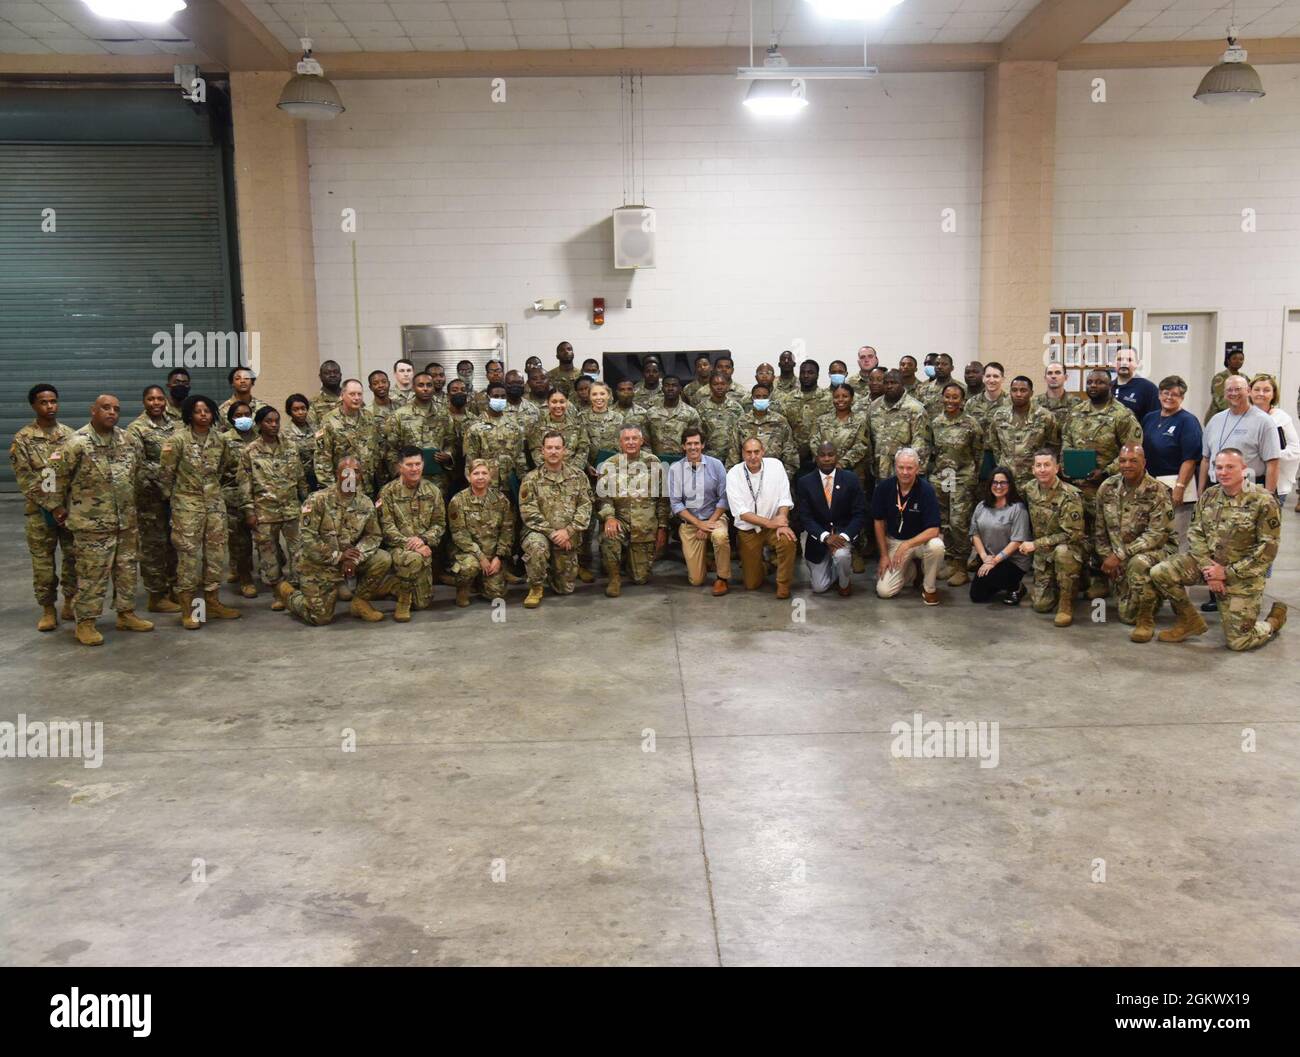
[
  {"xmin": 1282, "ymin": 310, "xmax": 1300, "ymax": 419},
  {"xmin": 1144, "ymin": 312, "xmax": 1216, "ymax": 419}
]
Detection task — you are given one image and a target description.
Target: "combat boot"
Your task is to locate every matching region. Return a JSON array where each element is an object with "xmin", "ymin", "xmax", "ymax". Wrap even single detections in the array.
[
  {"xmin": 115, "ymin": 611, "xmax": 154, "ymax": 632},
  {"xmin": 1054, "ymin": 579, "xmax": 1076, "ymax": 627},
  {"xmin": 60, "ymin": 596, "xmax": 75, "ymax": 622},
  {"xmin": 75, "ymin": 620, "xmax": 103, "ymax": 646},
  {"xmin": 455, "ymin": 584, "xmax": 471, "ymax": 607},
  {"xmin": 523, "ymin": 586, "xmax": 544, "ymax": 608},
  {"xmin": 274, "ymin": 580, "xmax": 295, "ymax": 610},
  {"xmin": 37, "ymin": 605, "xmax": 57, "ymax": 632},
  {"xmin": 1129, "ymin": 600, "xmax": 1156, "ymax": 643},
  {"xmin": 604, "ymin": 562, "xmax": 622, "ymax": 598},
  {"xmin": 336, "ymin": 583, "xmax": 353, "ymax": 601},
  {"xmin": 1158, "ymin": 597, "xmax": 1208, "ymax": 643},
  {"xmin": 350, "ymin": 597, "xmax": 384, "ymax": 622},
  {"xmin": 178, "ymin": 591, "xmax": 201, "ymax": 630},
  {"xmin": 947, "ymin": 568, "xmax": 969, "ymax": 587},
  {"xmin": 394, "ymin": 589, "xmax": 413, "ymax": 622},
  {"xmin": 1032, "ymin": 590, "xmax": 1056, "ymax": 614},
  {"xmin": 852, "ymin": 552, "xmax": 866, "ymax": 574},
  {"xmin": 203, "ymin": 590, "xmax": 242, "ymax": 619},
  {"xmin": 239, "ymin": 580, "xmax": 258, "ymax": 599},
  {"xmin": 1086, "ymin": 580, "xmax": 1110, "ymax": 600},
  {"xmin": 148, "ymin": 591, "xmax": 180, "ymax": 613},
  {"xmin": 1266, "ymin": 601, "xmax": 1288, "ymax": 635},
  {"xmin": 576, "ymin": 566, "xmax": 595, "ymax": 584}
]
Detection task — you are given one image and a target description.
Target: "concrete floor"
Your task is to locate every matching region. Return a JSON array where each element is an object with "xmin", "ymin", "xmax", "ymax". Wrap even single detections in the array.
[{"xmin": 1, "ymin": 494, "xmax": 1297, "ymax": 966}]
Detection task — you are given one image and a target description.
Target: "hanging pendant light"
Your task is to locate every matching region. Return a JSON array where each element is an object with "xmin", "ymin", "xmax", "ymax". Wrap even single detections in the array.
[
  {"xmin": 277, "ymin": 38, "xmax": 345, "ymax": 121},
  {"xmin": 743, "ymin": 45, "xmax": 809, "ymax": 117},
  {"xmin": 1194, "ymin": 27, "xmax": 1265, "ymax": 106}
]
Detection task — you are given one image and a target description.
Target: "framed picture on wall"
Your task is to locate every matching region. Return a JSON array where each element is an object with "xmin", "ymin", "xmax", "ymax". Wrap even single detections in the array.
[
  {"xmin": 1066, "ymin": 368, "xmax": 1083, "ymax": 390},
  {"xmin": 1084, "ymin": 342, "xmax": 1102, "ymax": 366},
  {"xmin": 1085, "ymin": 312, "xmax": 1103, "ymax": 335},
  {"xmin": 1064, "ymin": 313, "xmax": 1081, "ymax": 336},
  {"xmin": 1064, "ymin": 342, "xmax": 1080, "ymax": 366},
  {"xmin": 1106, "ymin": 312, "xmax": 1124, "ymax": 334},
  {"xmin": 1049, "ymin": 312, "xmax": 1061, "ymax": 335},
  {"xmin": 1046, "ymin": 341, "xmax": 1062, "ymax": 364},
  {"xmin": 1105, "ymin": 340, "xmax": 1121, "ymax": 366}
]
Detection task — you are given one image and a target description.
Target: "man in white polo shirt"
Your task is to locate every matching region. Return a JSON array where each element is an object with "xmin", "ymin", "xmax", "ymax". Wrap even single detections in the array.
[{"xmin": 726, "ymin": 436, "xmax": 798, "ymax": 599}]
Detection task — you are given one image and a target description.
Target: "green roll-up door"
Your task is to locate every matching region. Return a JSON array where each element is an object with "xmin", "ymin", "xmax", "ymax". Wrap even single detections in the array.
[{"xmin": 1, "ymin": 132, "xmax": 236, "ymax": 489}]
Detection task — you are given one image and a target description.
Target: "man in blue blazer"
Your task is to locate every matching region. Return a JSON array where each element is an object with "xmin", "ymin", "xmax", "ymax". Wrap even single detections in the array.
[{"xmin": 796, "ymin": 440, "xmax": 867, "ymax": 596}]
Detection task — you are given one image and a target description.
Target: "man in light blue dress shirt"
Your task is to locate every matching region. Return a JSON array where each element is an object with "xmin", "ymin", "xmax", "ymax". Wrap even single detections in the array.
[{"xmin": 668, "ymin": 427, "xmax": 731, "ymax": 594}]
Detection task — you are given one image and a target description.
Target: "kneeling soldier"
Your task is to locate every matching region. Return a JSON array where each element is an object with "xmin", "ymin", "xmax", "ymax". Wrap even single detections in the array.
[
  {"xmin": 1019, "ymin": 448, "xmax": 1085, "ymax": 627},
  {"xmin": 518, "ymin": 431, "xmax": 593, "ymax": 608},
  {"xmin": 448, "ymin": 458, "xmax": 515, "ymax": 607},
  {"xmin": 377, "ymin": 446, "xmax": 446, "ymax": 621}
]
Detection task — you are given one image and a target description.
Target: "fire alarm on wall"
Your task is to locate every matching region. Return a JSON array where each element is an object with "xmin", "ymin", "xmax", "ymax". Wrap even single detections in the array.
[{"xmin": 593, "ymin": 297, "xmax": 605, "ymax": 326}]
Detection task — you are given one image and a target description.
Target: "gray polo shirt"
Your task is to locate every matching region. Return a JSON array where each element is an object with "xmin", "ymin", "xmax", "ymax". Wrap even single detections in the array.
[{"xmin": 1202, "ymin": 405, "xmax": 1281, "ymax": 484}]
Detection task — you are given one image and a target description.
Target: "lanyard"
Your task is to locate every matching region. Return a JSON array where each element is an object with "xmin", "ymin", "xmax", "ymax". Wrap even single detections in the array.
[
  {"xmin": 744, "ymin": 465, "xmax": 764, "ymax": 506},
  {"xmin": 895, "ymin": 483, "xmax": 911, "ymax": 536},
  {"xmin": 1214, "ymin": 411, "xmax": 1246, "ymax": 460}
]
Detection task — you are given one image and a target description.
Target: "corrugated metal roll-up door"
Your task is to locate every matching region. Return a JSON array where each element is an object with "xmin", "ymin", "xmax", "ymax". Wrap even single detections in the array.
[{"xmin": 0, "ymin": 90, "xmax": 238, "ymax": 490}]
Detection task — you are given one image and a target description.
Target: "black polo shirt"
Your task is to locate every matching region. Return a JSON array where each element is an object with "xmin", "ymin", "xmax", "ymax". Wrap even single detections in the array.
[{"xmin": 872, "ymin": 475, "xmax": 941, "ymax": 540}]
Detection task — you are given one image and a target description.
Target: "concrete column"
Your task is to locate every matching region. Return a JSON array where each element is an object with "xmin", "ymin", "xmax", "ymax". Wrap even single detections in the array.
[
  {"xmin": 978, "ymin": 61, "xmax": 1057, "ymax": 381},
  {"xmin": 229, "ymin": 71, "xmax": 320, "ymax": 408}
]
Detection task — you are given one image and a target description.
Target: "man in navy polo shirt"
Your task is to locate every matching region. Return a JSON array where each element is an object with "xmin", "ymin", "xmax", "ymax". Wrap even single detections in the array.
[
  {"xmin": 1113, "ymin": 347, "xmax": 1160, "ymax": 423},
  {"xmin": 872, "ymin": 447, "xmax": 945, "ymax": 604},
  {"xmin": 1141, "ymin": 374, "xmax": 1202, "ymax": 539}
]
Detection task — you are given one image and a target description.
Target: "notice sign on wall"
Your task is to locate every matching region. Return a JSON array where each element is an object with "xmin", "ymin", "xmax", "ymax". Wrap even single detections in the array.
[{"xmin": 1161, "ymin": 323, "xmax": 1190, "ymax": 344}]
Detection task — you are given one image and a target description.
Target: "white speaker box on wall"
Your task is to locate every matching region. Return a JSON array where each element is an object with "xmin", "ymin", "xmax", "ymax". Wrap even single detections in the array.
[{"xmin": 613, "ymin": 206, "xmax": 656, "ymax": 269}]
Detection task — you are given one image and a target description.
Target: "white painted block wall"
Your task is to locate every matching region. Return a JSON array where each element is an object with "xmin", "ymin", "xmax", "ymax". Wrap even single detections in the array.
[{"xmin": 306, "ymin": 73, "xmax": 983, "ymax": 384}]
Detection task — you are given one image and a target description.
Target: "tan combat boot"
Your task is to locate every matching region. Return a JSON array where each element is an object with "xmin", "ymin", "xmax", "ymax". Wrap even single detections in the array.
[
  {"xmin": 274, "ymin": 580, "xmax": 294, "ymax": 611},
  {"xmin": 1129, "ymin": 600, "xmax": 1156, "ymax": 643},
  {"xmin": 523, "ymin": 585, "xmax": 543, "ymax": 608},
  {"xmin": 178, "ymin": 592, "xmax": 201, "ymax": 630},
  {"xmin": 75, "ymin": 620, "xmax": 103, "ymax": 646},
  {"xmin": 455, "ymin": 584, "xmax": 471, "ymax": 607},
  {"xmin": 604, "ymin": 562, "xmax": 622, "ymax": 598},
  {"xmin": 60, "ymin": 596, "xmax": 75, "ymax": 622},
  {"xmin": 1054, "ymin": 578, "xmax": 1076, "ymax": 627},
  {"xmin": 1266, "ymin": 601, "xmax": 1288, "ymax": 635},
  {"xmin": 37, "ymin": 605, "xmax": 58, "ymax": 632},
  {"xmin": 852, "ymin": 553, "xmax": 866, "ymax": 574},
  {"xmin": 576, "ymin": 566, "xmax": 595, "ymax": 584},
  {"xmin": 115, "ymin": 611, "xmax": 154, "ymax": 632},
  {"xmin": 148, "ymin": 591, "xmax": 181, "ymax": 613},
  {"xmin": 394, "ymin": 589, "xmax": 413, "ymax": 622},
  {"xmin": 1158, "ymin": 597, "xmax": 1208, "ymax": 643},
  {"xmin": 1086, "ymin": 580, "xmax": 1110, "ymax": 600},
  {"xmin": 239, "ymin": 580, "xmax": 258, "ymax": 599},
  {"xmin": 948, "ymin": 568, "xmax": 969, "ymax": 587},
  {"xmin": 350, "ymin": 596, "xmax": 384, "ymax": 622},
  {"xmin": 204, "ymin": 589, "xmax": 242, "ymax": 619}
]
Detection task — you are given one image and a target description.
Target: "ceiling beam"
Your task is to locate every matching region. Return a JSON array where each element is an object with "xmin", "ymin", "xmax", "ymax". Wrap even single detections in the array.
[
  {"xmin": 1061, "ymin": 37, "xmax": 1300, "ymax": 69},
  {"xmin": 0, "ymin": 54, "xmax": 193, "ymax": 78},
  {"xmin": 168, "ymin": 0, "xmax": 290, "ymax": 72},
  {"xmin": 1000, "ymin": 0, "xmax": 1133, "ymax": 62}
]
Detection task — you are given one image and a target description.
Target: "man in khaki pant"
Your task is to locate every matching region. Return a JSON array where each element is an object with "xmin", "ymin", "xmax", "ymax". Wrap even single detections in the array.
[
  {"xmin": 873, "ymin": 447, "xmax": 946, "ymax": 605},
  {"xmin": 726, "ymin": 436, "xmax": 798, "ymax": 599},
  {"xmin": 668, "ymin": 428, "xmax": 731, "ymax": 594}
]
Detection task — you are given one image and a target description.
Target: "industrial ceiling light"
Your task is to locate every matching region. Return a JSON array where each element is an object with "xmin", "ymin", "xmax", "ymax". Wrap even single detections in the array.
[
  {"xmin": 82, "ymin": 0, "xmax": 185, "ymax": 20},
  {"xmin": 277, "ymin": 38, "xmax": 345, "ymax": 121},
  {"xmin": 804, "ymin": 0, "xmax": 904, "ymax": 19},
  {"xmin": 743, "ymin": 45, "xmax": 810, "ymax": 116},
  {"xmin": 1194, "ymin": 27, "xmax": 1265, "ymax": 106}
]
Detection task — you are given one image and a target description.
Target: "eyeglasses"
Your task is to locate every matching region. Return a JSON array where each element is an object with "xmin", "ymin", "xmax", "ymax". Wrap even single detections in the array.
[{"xmin": 991, "ymin": 480, "xmax": 1009, "ymax": 487}]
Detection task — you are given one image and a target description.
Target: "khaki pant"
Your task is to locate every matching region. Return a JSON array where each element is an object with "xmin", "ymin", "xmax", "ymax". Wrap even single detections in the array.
[
  {"xmin": 876, "ymin": 536, "xmax": 946, "ymax": 598},
  {"xmin": 678, "ymin": 514, "xmax": 732, "ymax": 585},
  {"xmin": 737, "ymin": 527, "xmax": 796, "ymax": 591}
]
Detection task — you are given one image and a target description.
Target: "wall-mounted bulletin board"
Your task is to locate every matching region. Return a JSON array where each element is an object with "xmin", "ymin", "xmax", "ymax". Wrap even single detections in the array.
[{"xmin": 1046, "ymin": 308, "xmax": 1135, "ymax": 395}]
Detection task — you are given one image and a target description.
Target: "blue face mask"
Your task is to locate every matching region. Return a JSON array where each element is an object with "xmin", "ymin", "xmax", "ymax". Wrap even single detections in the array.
[
  {"xmin": 752, "ymin": 398, "xmax": 771, "ymax": 412},
  {"xmin": 829, "ymin": 374, "xmax": 847, "ymax": 387},
  {"xmin": 924, "ymin": 365, "xmax": 937, "ymax": 379},
  {"xmin": 488, "ymin": 397, "xmax": 507, "ymax": 413},
  {"xmin": 234, "ymin": 416, "xmax": 253, "ymax": 432}
]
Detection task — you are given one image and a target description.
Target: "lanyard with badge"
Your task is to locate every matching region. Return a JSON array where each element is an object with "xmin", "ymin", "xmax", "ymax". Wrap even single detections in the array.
[
  {"xmin": 895, "ymin": 483, "xmax": 910, "ymax": 536},
  {"xmin": 744, "ymin": 464, "xmax": 765, "ymax": 509}
]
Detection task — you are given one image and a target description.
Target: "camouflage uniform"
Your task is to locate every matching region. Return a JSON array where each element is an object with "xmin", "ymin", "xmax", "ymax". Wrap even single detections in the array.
[
  {"xmin": 445, "ymin": 407, "xmax": 478, "ymax": 491},
  {"xmin": 1022, "ymin": 477, "xmax": 1085, "ymax": 611},
  {"xmin": 390, "ymin": 387, "xmax": 415, "ymax": 410},
  {"xmin": 964, "ymin": 391, "xmax": 1010, "ymax": 434},
  {"xmin": 1062, "ymin": 397, "xmax": 1144, "ymax": 580},
  {"xmin": 463, "ymin": 414, "xmax": 527, "ymax": 490},
  {"xmin": 126, "ymin": 412, "xmax": 179, "ymax": 598},
  {"xmin": 518, "ymin": 462, "xmax": 593, "ymax": 593},
  {"xmin": 225, "ymin": 428, "xmax": 257, "ymax": 585},
  {"xmin": 376, "ymin": 477, "xmax": 446, "ymax": 610},
  {"xmin": 284, "ymin": 418, "xmax": 319, "ymax": 492},
  {"xmin": 527, "ymin": 414, "xmax": 590, "ymax": 474},
  {"xmin": 682, "ymin": 378, "xmax": 710, "ymax": 407},
  {"xmin": 583, "ymin": 408, "xmax": 627, "ymax": 464},
  {"xmin": 645, "ymin": 401, "xmax": 702, "ymax": 458},
  {"xmin": 1203, "ymin": 369, "xmax": 1232, "ymax": 424},
  {"xmin": 929, "ymin": 411, "xmax": 985, "ymax": 568},
  {"xmin": 1032, "ymin": 391, "xmax": 1080, "ymax": 432},
  {"xmin": 595, "ymin": 451, "xmax": 669, "ymax": 584},
  {"xmin": 387, "ymin": 400, "xmax": 454, "ymax": 482},
  {"xmin": 612, "ymin": 401, "xmax": 651, "ymax": 437},
  {"xmin": 504, "ymin": 399, "xmax": 542, "ymax": 427},
  {"xmin": 1151, "ymin": 484, "xmax": 1282, "ymax": 651},
  {"xmin": 632, "ymin": 382, "xmax": 667, "ymax": 408},
  {"xmin": 308, "ymin": 388, "xmax": 343, "ymax": 427},
  {"xmin": 775, "ymin": 388, "xmax": 833, "ymax": 462},
  {"xmin": 1093, "ymin": 472, "xmax": 1175, "ymax": 623},
  {"xmin": 9, "ymin": 421, "xmax": 78, "ymax": 606},
  {"xmin": 368, "ymin": 400, "xmax": 400, "ymax": 484},
  {"xmin": 314, "ymin": 408, "xmax": 382, "ymax": 497},
  {"xmin": 696, "ymin": 398, "xmax": 744, "ymax": 465},
  {"xmin": 988, "ymin": 404, "xmax": 1061, "ymax": 493},
  {"xmin": 773, "ymin": 375, "xmax": 800, "ymax": 401},
  {"xmin": 547, "ymin": 365, "xmax": 583, "ymax": 397},
  {"xmin": 867, "ymin": 394, "xmax": 931, "ymax": 479},
  {"xmin": 808, "ymin": 411, "xmax": 869, "ymax": 475},
  {"xmin": 239, "ymin": 436, "xmax": 308, "ymax": 587},
  {"xmin": 288, "ymin": 487, "xmax": 393, "ymax": 625},
  {"xmin": 217, "ymin": 395, "xmax": 267, "ymax": 431},
  {"xmin": 736, "ymin": 409, "xmax": 800, "ymax": 475},
  {"xmin": 448, "ymin": 486, "xmax": 515, "ymax": 599},
  {"xmin": 160, "ymin": 427, "xmax": 240, "ymax": 593},
  {"xmin": 917, "ymin": 378, "xmax": 963, "ymax": 418},
  {"xmin": 57, "ymin": 425, "xmax": 144, "ymax": 621}
]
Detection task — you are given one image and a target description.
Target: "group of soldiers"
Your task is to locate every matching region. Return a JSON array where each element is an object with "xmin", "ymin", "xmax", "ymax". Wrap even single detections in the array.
[{"xmin": 8, "ymin": 339, "xmax": 1287, "ymax": 651}]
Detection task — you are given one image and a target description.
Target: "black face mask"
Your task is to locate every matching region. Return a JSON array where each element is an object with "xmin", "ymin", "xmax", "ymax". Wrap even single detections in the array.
[
  {"xmin": 505, "ymin": 384, "xmax": 525, "ymax": 399},
  {"xmin": 449, "ymin": 393, "xmax": 468, "ymax": 409},
  {"xmin": 169, "ymin": 385, "xmax": 190, "ymax": 403}
]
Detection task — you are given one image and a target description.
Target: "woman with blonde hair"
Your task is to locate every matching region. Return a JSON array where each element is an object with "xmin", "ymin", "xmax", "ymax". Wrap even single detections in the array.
[
  {"xmin": 447, "ymin": 457, "xmax": 515, "ymax": 606},
  {"xmin": 1250, "ymin": 373, "xmax": 1299, "ymax": 509}
]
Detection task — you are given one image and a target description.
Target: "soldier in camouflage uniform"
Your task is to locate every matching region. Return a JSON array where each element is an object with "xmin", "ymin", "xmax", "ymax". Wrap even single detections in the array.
[
  {"xmin": 776, "ymin": 361, "xmax": 834, "ymax": 466},
  {"xmin": 164, "ymin": 367, "xmax": 190, "ymax": 421},
  {"xmin": 916, "ymin": 354, "xmax": 962, "ymax": 417},
  {"xmin": 1203, "ymin": 348, "xmax": 1245, "ymax": 423},
  {"xmin": 389, "ymin": 358, "xmax": 416, "ymax": 409},
  {"xmin": 55, "ymin": 395, "xmax": 153, "ymax": 645},
  {"xmin": 547, "ymin": 341, "xmax": 583, "ymax": 397},
  {"xmin": 611, "ymin": 379, "xmax": 651, "ymax": 436},
  {"xmin": 518, "ymin": 432, "xmax": 593, "ymax": 607},
  {"xmin": 376, "ymin": 446, "xmax": 446, "ymax": 620},
  {"xmin": 1032, "ymin": 363, "xmax": 1080, "ymax": 431},
  {"xmin": 928, "ymin": 382, "xmax": 985, "ymax": 586},
  {"xmin": 10, "ymin": 384, "xmax": 78, "ymax": 630},
  {"xmin": 463, "ymin": 383, "xmax": 528, "ymax": 493},
  {"xmin": 867, "ymin": 370, "xmax": 931, "ymax": 480},
  {"xmin": 714, "ymin": 356, "xmax": 750, "ymax": 405},
  {"xmin": 645, "ymin": 375, "xmax": 701, "ymax": 458},
  {"xmin": 315, "ymin": 379, "xmax": 383, "ymax": 498},
  {"xmin": 596, "ymin": 426, "xmax": 669, "ymax": 597},
  {"xmin": 987, "ymin": 375, "xmax": 1061, "ymax": 493},
  {"xmin": 1020, "ymin": 449, "xmax": 1086, "ymax": 627},
  {"xmin": 527, "ymin": 391, "xmax": 589, "ymax": 473},
  {"xmin": 223, "ymin": 399, "xmax": 259, "ymax": 597},
  {"xmin": 1150, "ymin": 448, "xmax": 1287, "ymax": 651},
  {"xmin": 964, "ymin": 362, "xmax": 1010, "ymax": 434},
  {"xmin": 580, "ymin": 383, "xmax": 628, "ymax": 577},
  {"xmin": 1093, "ymin": 443, "xmax": 1176, "ymax": 640},
  {"xmin": 682, "ymin": 353, "xmax": 715, "ymax": 407},
  {"xmin": 387, "ymin": 372, "xmax": 455, "ymax": 483},
  {"xmin": 159, "ymin": 395, "xmax": 244, "ymax": 628},
  {"xmin": 632, "ymin": 356, "xmax": 667, "ymax": 408},
  {"xmin": 277, "ymin": 456, "xmax": 393, "ymax": 625},
  {"xmin": 696, "ymin": 372, "xmax": 745, "ymax": 465},
  {"xmin": 240, "ymin": 406, "xmax": 309, "ymax": 609},
  {"xmin": 217, "ymin": 367, "xmax": 267, "ymax": 432},
  {"xmin": 773, "ymin": 349, "xmax": 800, "ymax": 401},
  {"xmin": 444, "ymin": 378, "xmax": 478, "ymax": 493},
  {"xmin": 736, "ymin": 383, "xmax": 800, "ymax": 476},
  {"xmin": 448, "ymin": 458, "xmax": 515, "ymax": 606},
  {"xmin": 284, "ymin": 394, "xmax": 319, "ymax": 492},
  {"xmin": 366, "ymin": 369, "xmax": 400, "ymax": 483},
  {"xmin": 127, "ymin": 385, "xmax": 181, "ymax": 613},
  {"xmin": 309, "ymin": 360, "xmax": 344, "ymax": 427}
]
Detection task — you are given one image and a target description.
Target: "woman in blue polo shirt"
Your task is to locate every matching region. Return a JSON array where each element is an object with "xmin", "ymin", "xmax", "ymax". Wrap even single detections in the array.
[{"xmin": 1141, "ymin": 374, "xmax": 1201, "ymax": 539}]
